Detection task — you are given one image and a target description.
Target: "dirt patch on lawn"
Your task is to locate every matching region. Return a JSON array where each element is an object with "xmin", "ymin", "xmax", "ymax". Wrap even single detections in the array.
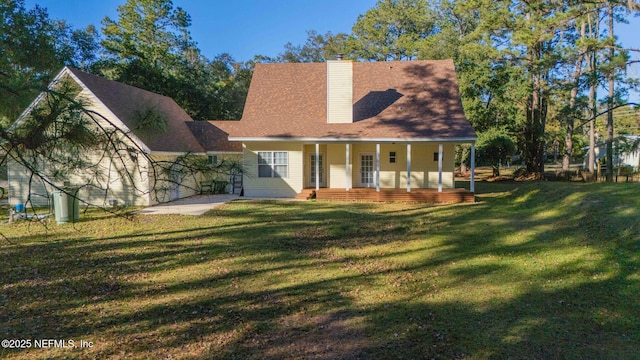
[{"xmin": 260, "ymin": 311, "xmax": 368, "ymax": 359}]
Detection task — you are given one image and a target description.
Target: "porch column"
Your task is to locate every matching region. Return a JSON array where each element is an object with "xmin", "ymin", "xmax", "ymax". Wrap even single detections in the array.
[
  {"xmin": 315, "ymin": 143, "xmax": 320, "ymax": 191},
  {"xmin": 406, "ymin": 143, "xmax": 412, "ymax": 192},
  {"xmin": 346, "ymin": 143, "xmax": 351, "ymax": 191},
  {"xmin": 470, "ymin": 142, "xmax": 476, "ymax": 193},
  {"xmin": 438, "ymin": 143, "xmax": 443, "ymax": 192},
  {"xmin": 376, "ymin": 143, "xmax": 380, "ymax": 192}
]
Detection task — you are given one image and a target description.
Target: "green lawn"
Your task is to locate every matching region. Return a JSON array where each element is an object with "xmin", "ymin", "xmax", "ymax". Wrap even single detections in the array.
[{"xmin": 0, "ymin": 182, "xmax": 638, "ymax": 359}]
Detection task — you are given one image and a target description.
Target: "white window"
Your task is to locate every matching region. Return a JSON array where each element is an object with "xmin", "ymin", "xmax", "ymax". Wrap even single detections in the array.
[
  {"xmin": 389, "ymin": 151, "xmax": 396, "ymax": 163},
  {"xmin": 208, "ymin": 155, "xmax": 218, "ymax": 165},
  {"xmin": 258, "ymin": 151, "xmax": 288, "ymax": 178}
]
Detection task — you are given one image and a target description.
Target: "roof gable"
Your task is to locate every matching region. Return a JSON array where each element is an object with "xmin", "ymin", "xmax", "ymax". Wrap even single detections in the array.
[
  {"xmin": 65, "ymin": 67, "xmax": 205, "ymax": 153},
  {"xmin": 225, "ymin": 60, "xmax": 476, "ymax": 141}
]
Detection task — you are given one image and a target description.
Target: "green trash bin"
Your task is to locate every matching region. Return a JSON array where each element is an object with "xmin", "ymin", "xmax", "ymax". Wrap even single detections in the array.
[{"xmin": 52, "ymin": 187, "xmax": 80, "ymax": 223}]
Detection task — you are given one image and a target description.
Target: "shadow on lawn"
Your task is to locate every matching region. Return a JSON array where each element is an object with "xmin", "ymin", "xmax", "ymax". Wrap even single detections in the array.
[{"xmin": 0, "ymin": 183, "xmax": 638, "ymax": 359}]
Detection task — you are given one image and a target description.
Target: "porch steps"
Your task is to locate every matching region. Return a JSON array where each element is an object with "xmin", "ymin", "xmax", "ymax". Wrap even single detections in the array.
[
  {"xmin": 315, "ymin": 188, "xmax": 475, "ymax": 203},
  {"xmin": 295, "ymin": 189, "xmax": 316, "ymax": 200}
]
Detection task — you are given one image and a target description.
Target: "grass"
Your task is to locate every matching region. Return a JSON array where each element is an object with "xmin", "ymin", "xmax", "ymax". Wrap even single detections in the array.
[{"xmin": 0, "ymin": 181, "xmax": 639, "ymax": 359}]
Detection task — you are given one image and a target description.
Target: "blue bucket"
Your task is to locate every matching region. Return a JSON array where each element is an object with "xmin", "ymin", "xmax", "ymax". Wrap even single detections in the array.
[{"xmin": 15, "ymin": 203, "xmax": 25, "ymax": 212}]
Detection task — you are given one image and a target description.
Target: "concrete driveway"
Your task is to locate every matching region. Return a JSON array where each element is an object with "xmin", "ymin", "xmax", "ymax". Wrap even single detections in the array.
[{"xmin": 137, "ymin": 194, "xmax": 240, "ymax": 216}]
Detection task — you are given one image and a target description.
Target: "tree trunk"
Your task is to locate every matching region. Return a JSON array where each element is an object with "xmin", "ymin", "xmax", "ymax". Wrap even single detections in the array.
[
  {"xmin": 523, "ymin": 37, "xmax": 547, "ymax": 176},
  {"xmin": 563, "ymin": 22, "xmax": 587, "ymax": 172},
  {"xmin": 606, "ymin": 4, "xmax": 615, "ymax": 182},
  {"xmin": 588, "ymin": 9, "xmax": 598, "ymax": 174},
  {"xmin": 525, "ymin": 73, "xmax": 547, "ymax": 175}
]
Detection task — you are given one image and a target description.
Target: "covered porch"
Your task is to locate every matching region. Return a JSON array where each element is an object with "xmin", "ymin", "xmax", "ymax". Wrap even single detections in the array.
[{"xmin": 301, "ymin": 141, "xmax": 476, "ymax": 203}]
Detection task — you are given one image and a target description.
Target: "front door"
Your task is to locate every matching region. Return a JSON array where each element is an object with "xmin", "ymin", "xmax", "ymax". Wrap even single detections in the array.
[
  {"xmin": 310, "ymin": 153, "xmax": 324, "ymax": 187},
  {"xmin": 360, "ymin": 153, "xmax": 375, "ymax": 187}
]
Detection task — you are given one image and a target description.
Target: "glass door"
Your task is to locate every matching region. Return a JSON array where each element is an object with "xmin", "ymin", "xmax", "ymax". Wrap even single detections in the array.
[
  {"xmin": 310, "ymin": 154, "xmax": 324, "ymax": 186},
  {"xmin": 360, "ymin": 153, "xmax": 374, "ymax": 187}
]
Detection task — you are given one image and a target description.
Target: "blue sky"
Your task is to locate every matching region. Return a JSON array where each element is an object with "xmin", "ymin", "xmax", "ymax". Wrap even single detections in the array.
[
  {"xmin": 25, "ymin": 0, "xmax": 378, "ymax": 61},
  {"xmin": 24, "ymin": 0, "xmax": 640, "ymax": 102}
]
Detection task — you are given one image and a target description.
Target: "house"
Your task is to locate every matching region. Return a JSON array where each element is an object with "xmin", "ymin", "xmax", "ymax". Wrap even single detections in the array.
[
  {"xmin": 212, "ymin": 59, "xmax": 477, "ymax": 202},
  {"xmin": 583, "ymin": 134, "xmax": 640, "ymax": 171},
  {"xmin": 7, "ymin": 67, "xmax": 241, "ymax": 208},
  {"xmin": 9, "ymin": 59, "xmax": 477, "ymax": 207}
]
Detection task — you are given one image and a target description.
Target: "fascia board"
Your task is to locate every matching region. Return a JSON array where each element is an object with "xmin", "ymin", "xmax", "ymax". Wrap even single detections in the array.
[{"xmin": 230, "ymin": 137, "xmax": 477, "ymax": 143}]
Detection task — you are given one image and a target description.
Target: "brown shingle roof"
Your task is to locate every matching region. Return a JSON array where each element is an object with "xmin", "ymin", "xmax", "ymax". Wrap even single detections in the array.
[
  {"xmin": 186, "ymin": 121, "xmax": 242, "ymax": 152},
  {"xmin": 67, "ymin": 67, "xmax": 205, "ymax": 153},
  {"xmin": 224, "ymin": 60, "xmax": 476, "ymax": 141}
]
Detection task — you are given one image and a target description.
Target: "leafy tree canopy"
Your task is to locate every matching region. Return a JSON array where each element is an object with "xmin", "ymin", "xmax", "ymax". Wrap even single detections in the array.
[
  {"xmin": 95, "ymin": 0, "xmax": 248, "ymax": 120},
  {"xmin": 0, "ymin": 0, "xmax": 95, "ymax": 125},
  {"xmin": 474, "ymin": 128, "xmax": 517, "ymax": 177}
]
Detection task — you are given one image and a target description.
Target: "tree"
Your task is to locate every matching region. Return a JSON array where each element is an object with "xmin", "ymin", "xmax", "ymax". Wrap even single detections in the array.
[
  {"xmin": 602, "ymin": 2, "xmax": 633, "ymax": 182},
  {"xmin": 277, "ymin": 31, "xmax": 350, "ymax": 63},
  {"xmin": 100, "ymin": 0, "xmax": 194, "ymax": 71},
  {"xmin": 1, "ymin": 0, "xmax": 60, "ymax": 124},
  {"xmin": 51, "ymin": 22, "xmax": 101, "ymax": 71},
  {"xmin": 559, "ymin": 17, "xmax": 588, "ymax": 172},
  {"xmin": 474, "ymin": 128, "xmax": 516, "ymax": 177},
  {"xmin": 350, "ymin": 0, "xmax": 437, "ymax": 61},
  {"xmin": 96, "ymin": 0, "xmax": 248, "ymax": 120},
  {"xmin": 1, "ymin": 0, "xmax": 102, "ymax": 125}
]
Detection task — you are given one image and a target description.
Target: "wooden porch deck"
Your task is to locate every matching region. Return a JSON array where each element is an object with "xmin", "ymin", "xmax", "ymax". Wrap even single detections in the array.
[{"xmin": 296, "ymin": 188, "xmax": 475, "ymax": 203}]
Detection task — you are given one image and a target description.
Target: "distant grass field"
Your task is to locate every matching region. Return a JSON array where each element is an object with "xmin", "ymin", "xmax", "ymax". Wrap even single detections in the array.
[{"xmin": 0, "ymin": 181, "xmax": 638, "ymax": 359}]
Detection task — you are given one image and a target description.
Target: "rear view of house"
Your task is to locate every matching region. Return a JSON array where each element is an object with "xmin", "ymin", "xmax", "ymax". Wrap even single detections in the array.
[
  {"xmin": 213, "ymin": 59, "xmax": 477, "ymax": 202},
  {"xmin": 8, "ymin": 59, "xmax": 477, "ymax": 208}
]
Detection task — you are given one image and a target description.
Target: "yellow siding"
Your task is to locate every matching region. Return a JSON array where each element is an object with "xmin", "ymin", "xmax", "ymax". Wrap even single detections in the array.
[
  {"xmin": 148, "ymin": 155, "xmax": 196, "ymax": 204},
  {"xmin": 8, "ymin": 148, "xmax": 152, "ymax": 208},
  {"xmin": 243, "ymin": 142, "xmax": 303, "ymax": 197},
  {"xmin": 315, "ymin": 142, "xmax": 457, "ymax": 190},
  {"xmin": 199, "ymin": 153, "xmax": 243, "ymax": 194},
  {"xmin": 407, "ymin": 143, "xmax": 455, "ymax": 189},
  {"xmin": 9, "ymin": 86, "xmax": 247, "ymax": 207},
  {"xmin": 327, "ymin": 144, "xmax": 347, "ymax": 188},
  {"xmin": 9, "ymin": 87, "xmax": 149, "ymax": 208},
  {"xmin": 7, "ymin": 156, "xmax": 50, "ymax": 207}
]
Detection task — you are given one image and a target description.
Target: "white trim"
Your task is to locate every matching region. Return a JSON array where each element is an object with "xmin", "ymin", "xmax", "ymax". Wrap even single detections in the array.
[
  {"xmin": 230, "ymin": 137, "xmax": 477, "ymax": 143},
  {"xmin": 407, "ymin": 143, "xmax": 411, "ymax": 193},
  {"xmin": 470, "ymin": 143, "xmax": 476, "ymax": 193},
  {"xmin": 346, "ymin": 143, "xmax": 351, "ymax": 191},
  {"xmin": 438, "ymin": 143, "xmax": 443, "ymax": 193},
  {"xmin": 11, "ymin": 67, "xmax": 71, "ymax": 129},
  {"xmin": 315, "ymin": 144, "xmax": 320, "ymax": 190},
  {"xmin": 376, "ymin": 143, "xmax": 380, "ymax": 192},
  {"xmin": 150, "ymin": 151, "xmax": 206, "ymax": 156},
  {"xmin": 206, "ymin": 151, "xmax": 243, "ymax": 155}
]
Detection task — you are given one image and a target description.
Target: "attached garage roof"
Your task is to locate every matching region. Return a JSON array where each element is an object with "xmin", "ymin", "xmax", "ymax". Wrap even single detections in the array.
[
  {"xmin": 185, "ymin": 121, "xmax": 242, "ymax": 152},
  {"xmin": 67, "ymin": 68, "xmax": 206, "ymax": 153}
]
